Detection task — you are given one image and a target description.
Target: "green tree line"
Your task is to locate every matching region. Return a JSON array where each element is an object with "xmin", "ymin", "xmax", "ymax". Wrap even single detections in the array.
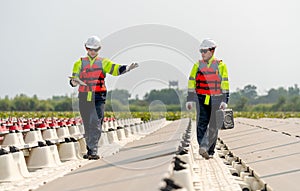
[
  {"xmin": 1, "ymin": 84, "xmax": 299, "ymax": 112},
  {"xmin": 229, "ymin": 84, "xmax": 300, "ymax": 111},
  {"xmin": 0, "ymin": 94, "xmax": 73, "ymax": 111},
  {"xmin": 0, "ymin": 88, "xmax": 185, "ymax": 112},
  {"xmin": 105, "ymin": 88, "xmax": 185, "ymax": 112}
]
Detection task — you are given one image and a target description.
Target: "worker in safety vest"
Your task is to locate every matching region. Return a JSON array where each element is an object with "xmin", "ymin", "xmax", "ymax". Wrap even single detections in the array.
[
  {"xmin": 186, "ymin": 38, "xmax": 229, "ymax": 159},
  {"xmin": 69, "ymin": 36, "xmax": 138, "ymax": 160}
]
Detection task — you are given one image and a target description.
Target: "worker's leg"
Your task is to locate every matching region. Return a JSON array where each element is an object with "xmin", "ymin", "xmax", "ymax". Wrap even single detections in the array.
[
  {"xmin": 87, "ymin": 101, "xmax": 103, "ymax": 155},
  {"xmin": 208, "ymin": 104, "xmax": 219, "ymax": 155},
  {"xmin": 208, "ymin": 96, "xmax": 222, "ymax": 155},
  {"xmin": 79, "ymin": 99, "xmax": 93, "ymax": 155},
  {"xmin": 196, "ymin": 95, "xmax": 211, "ymax": 150},
  {"xmin": 95, "ymin": 100, "xmax": 105, "ymax": 127}
]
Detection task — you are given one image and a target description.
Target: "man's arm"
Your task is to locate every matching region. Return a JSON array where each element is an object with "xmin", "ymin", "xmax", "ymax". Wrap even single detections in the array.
[
  {"xmin": 102, "ymin": 58, "xmax": 138, "ymax": 76},
  {"xmin": 219, "ymin": 61, "xmax": 230, "ymax": 103},
  {"xmin": 69, "ymin": 59, "xmax": 82, "ymax": 87},
  {"xmin": 187, "ymin": 62, "xmax": 199, "ymax": 102}
]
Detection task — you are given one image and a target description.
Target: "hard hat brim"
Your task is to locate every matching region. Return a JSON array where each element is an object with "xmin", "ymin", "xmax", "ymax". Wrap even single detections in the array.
[
  {"xmin": 199, "ymin": 46, "xmax": 216, "ymax": 49},
  {"xmin": 85, "ymin": 44, "xmax": 101, "ymax": 49}
]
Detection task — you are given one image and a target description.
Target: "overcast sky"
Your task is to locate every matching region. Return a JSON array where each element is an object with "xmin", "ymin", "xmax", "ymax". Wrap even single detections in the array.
[{"xmin": 0, "ymin": 0, "xmax": 299, "ymax": 99}]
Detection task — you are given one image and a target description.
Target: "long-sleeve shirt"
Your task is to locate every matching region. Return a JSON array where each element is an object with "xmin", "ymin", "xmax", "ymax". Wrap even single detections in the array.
[
  {"xmin": 187, "ymin": 56, "xmax": 230, "ymax": 103},
  {"xmin": 71, "ymin": 55, "xmax": 127, "ymax": 101},
  {"xmin": 72, "ymin": 56, "xmax": 126, "ymax": 77}
]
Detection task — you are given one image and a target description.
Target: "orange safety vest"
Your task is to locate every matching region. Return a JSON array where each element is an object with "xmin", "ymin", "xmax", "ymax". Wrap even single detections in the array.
[
  {"xmin": 195, "ymin": 59, "xmax": 222, "ymax": 95},
  {"xmin": 78, "ymin": 57, "xmax": 107, "ymax": 92}
]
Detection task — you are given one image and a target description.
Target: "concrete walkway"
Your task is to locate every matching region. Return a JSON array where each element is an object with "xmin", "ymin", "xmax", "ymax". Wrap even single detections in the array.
[
  {"xmin": 219, "ymin": 118, "xmax": 300, "ymax": 191},
  {"xmin": 0, "ymin": 118, "xmax": 246, "ymax": 191},
  {"xmin": 35, "ymin": 119, "xmax": 241, "ymax": 191},
  {"xmin": 3, "ymin": 117, "xmax": 297, "ymax": 191},
  {"xmin": 36, "ymin": 119, "xmax": 190, "ymax": 191}
]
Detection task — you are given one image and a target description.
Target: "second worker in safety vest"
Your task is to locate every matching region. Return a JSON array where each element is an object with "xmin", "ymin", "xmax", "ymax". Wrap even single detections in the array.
[
  {"xmin": 69, "ymin": 36, "xmax": 138, "ymax": 160},
  {"xmin": 186, "ymin": 38, "xmax": 230, "ymax": 160}
]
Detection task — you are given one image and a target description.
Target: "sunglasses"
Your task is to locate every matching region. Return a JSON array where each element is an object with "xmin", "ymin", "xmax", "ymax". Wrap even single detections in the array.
[
  {"xmin": 87, "ymin": 47, "xmax": 100, "ymax": 52},
  {"xmin": 200, "ymin": 49, "xmax": 209, "ymax": 54}
]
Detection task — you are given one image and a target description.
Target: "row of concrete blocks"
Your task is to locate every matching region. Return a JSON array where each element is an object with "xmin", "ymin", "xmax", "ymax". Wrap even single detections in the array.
[
  {"xmin": 99, "ymin": 120, "xmax": 165, "ymax": 146},
  {"xmin": 0, "ymin": 118, "xmax": 166, "ymax": 183},
  {"xmin": 216, "ymin": 139, "xmax": 273, "ymax": 191},
  {"xmin": 159, "ymin": 119, "xmax": 196, "ymax": 191},
  {"xmin": 0, "ymin": 138, "xmax": 87, "ymax": 183},
  {"xmin": 102, "ymin": 118, "xmax": 142, "ymax": 131},
  {"xmin": 0, "ymin": 124, "xmax": 84, "ymax": 150},
  {"xmin": 0, "ymin": 117, "xmax": 143, "ymax": 149}
]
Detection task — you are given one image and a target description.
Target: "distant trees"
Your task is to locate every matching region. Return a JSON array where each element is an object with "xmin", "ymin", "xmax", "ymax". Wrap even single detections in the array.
[
  {"xmin": 1, "ymin": 84, "xmax": 299, "ymax": 112},
  {"xmin": 107, "ymin": 89, "xmax": 130, "ymax": 105},
  {"xmin": 229, "ymin": 84, "xmax": 300, "ymax": 111},
  {"xmin": 106, "ymin": 88, "xmax": 184, "ymax": 112},
  {"xmin": 0, "ymin": 94, "xmax": 72, "ymax": 111},
  {"xmin": 144, "ymin": 89, "xmax": 183, "ymax": 105},
  {"xmin": 0, "ymin": 95, "xmax": 12, "ymax": 111}
]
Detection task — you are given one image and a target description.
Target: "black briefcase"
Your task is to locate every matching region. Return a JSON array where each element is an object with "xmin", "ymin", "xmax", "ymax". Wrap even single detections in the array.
[{"xmin": 216, "ymin": 108, "xmax": 234, "ymax": 129}]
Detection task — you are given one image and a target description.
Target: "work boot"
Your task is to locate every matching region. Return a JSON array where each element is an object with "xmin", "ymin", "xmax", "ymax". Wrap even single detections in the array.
[
  {"xmin": 199, "ymin": 148, "xmax": 209, "ymax": 160},
  {"xmin": 88, "ymin": 154, "xmax": 100, "ymax": 160},
  {"xmin": 83, "ymin": 146, "xmax": 93, "ymax": 159},
  {"xmin": 208, "ymin": 152, "xmax": 215, "ymax": 159},
  {"xmin": 83, "ymin": 154, "xmax": 89, "ymax": 159}
]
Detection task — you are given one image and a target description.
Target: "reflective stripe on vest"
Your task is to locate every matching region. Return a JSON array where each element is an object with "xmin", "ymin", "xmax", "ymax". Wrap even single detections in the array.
[
  {"xmin": 195, "ymin": 59, "xmax": 222, "ymax": 95},
  {"xmin": 78, "ymin": 57, "xmax": 107, "ymax": 92}
]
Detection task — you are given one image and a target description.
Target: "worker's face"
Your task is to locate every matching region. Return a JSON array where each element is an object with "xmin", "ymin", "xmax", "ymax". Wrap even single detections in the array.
[
  {"xmin": 86, "ymin": 47, "xmax": 100, "ymax": 58},
  {"xmin": 200, "ymin": 49, "xmax": 213, "ymax": 62}
]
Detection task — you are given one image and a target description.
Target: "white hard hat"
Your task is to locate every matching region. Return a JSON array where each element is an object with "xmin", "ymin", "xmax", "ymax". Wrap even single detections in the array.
[
  {"xmin": 199, "ymin": 38, "xmax": 217, "ymax": 49},
  {"xmin": 85, "ymin": 36, "xmax": 101, "ymax": 49}
]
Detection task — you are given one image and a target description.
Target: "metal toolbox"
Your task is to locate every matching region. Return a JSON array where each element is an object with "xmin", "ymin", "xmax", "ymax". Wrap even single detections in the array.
[{"xmin": 216, "ymin": 109, "xmax": 234, "ymax": 130}]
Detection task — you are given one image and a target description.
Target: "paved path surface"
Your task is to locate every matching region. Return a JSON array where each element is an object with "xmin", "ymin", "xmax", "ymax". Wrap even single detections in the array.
[
  {"xmin": 36, "ymin": 119, "xmax": 190, "ymax": 191},
  {"xmin": 190, "ymin": 122, "xmax": 241, "ymax": 191},
  {"xmin": 35, "ymin": 119, "xmax": 242, "ymax": 191},
  {"xmin": 0, "ymin": 119, "xmax": 167, "ymax": 191},
  {"xmin": 219, "ymin": 117, "xmax": 300, "ymax": 191},
  {"xmin": 1, "ymin": 118, "xmax": 250, "ymax": 191}
]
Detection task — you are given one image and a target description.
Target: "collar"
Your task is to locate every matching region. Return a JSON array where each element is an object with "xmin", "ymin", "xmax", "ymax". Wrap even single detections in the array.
[
  {"xmin": 87, "ymin": 54, "xmax": 98, "ymax": 65},
  {"xmin": 202, "ymin": 56, "xmax": 215, "ymax": 68},
  {"xmin": 208, "ymin": 56, "xmax": 215, "ymax": 65}
]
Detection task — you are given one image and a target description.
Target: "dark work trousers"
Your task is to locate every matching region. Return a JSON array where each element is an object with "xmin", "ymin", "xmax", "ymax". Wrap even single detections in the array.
[
  {"xmin": 79, "ymin": 99, "xmax": 105, "ymax": 155},
  {"xmin": 196, "ymin": 94, "xmax": 222, "ymax": 155}
]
